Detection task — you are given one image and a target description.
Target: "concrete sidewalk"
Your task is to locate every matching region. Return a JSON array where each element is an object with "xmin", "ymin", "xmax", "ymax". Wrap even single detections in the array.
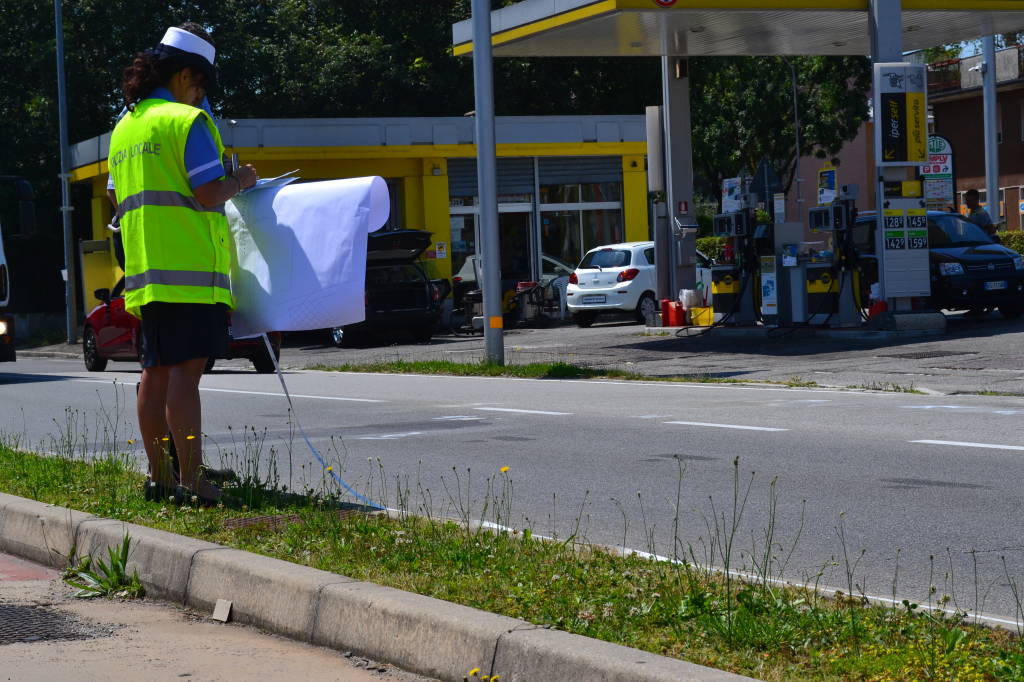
[
  {"xmin": 0, "ymin": 551, "xmax": 431, "ymax": 682},
  {"xmin": 20, "ymin": 309, "xmax": 1024, "ymax": 395}
]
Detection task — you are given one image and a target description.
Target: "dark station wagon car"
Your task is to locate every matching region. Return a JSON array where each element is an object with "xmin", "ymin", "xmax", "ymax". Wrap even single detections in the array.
[
  {"xmin": 329, "ymin": 229, "xmax": 444, "ymax": 347},
  {"xmin": 82, "ymin": 277, "xmax": 282, "ymax": 373},
  {"xmin": 853, "ymin": 211, "xmax": 1024, "ymax": 318}
]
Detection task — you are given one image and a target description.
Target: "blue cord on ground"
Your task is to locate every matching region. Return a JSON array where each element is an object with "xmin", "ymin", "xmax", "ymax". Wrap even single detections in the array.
[{"xmin": 260, "ymin": 333, "xmax": 383, "ymax": 510}]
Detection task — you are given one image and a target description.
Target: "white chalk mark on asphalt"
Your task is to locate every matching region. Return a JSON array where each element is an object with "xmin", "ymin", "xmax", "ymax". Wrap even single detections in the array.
[
  {"xmin": 663, "ymin": 421, "xmax": 788, "ymax": 432},
  {"xmin": 633, "ymin": 414, "xmax": 672, "ymax": 419},
  {"xmin": 433, "ymin": 416, "xmax": 484, "ymax": 421},
  {"xmin": 911, "ymin": 440, "xmax": 1024, "ymax": 451},
  {"xmin": 200, "ymin": 387, "xmax": 386, "ymax": 403},
  {"xmin": 474, "ymin": 407, "xmax": 572, "ymax": 416},
  {"xmin": 356, "ymin": 432, "xmax": 423, "ymax": 440}
]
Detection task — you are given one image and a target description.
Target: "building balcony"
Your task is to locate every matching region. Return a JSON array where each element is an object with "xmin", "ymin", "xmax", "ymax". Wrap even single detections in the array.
[{"xmin": 926, "ymin": 45, "xmax": 1022, "ymax": 94}]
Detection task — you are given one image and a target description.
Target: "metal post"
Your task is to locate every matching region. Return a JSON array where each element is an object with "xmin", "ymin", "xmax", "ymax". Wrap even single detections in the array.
[
  {"xmin": 781, "ymin": 57, "xmax": 803, "ymax": 223},
  {"xmin": 982, "ymin": 35, "xmax": 1000, "ymax": 223},
  {"xmin": 660, "ymin": 57, "xmax": 696, "ymax": 293},
  {"xmin": 54, "ymin": 0, "xmax": 77, "ymax": 344},
  {"xmin": 471, "ymin": 0, "xmax": 503, "ymax": 364}
]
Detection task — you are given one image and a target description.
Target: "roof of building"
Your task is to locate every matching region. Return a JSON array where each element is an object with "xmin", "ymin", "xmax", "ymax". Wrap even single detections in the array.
[{"xmin": 70, "ymin": 115, "xmax": 647, "ymax": 170}]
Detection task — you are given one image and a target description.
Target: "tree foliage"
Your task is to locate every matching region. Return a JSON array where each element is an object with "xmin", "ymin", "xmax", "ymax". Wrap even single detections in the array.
[
  {"xmin": 689, "ymin": 56, "xmax": 871, "ymax": 200},
  {"xmin": 2, "ymin": 0, "xmax": 869, "ymax": 239}
]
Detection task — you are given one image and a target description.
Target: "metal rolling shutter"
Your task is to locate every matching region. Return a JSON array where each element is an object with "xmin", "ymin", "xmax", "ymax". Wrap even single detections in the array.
[
  {"xmin": 446, "ymin": 158, "xmax": 537, "ymax": 197},
  {"xmin": 538, "ymin": 156, "xmax": 621, "ymax": 185}
]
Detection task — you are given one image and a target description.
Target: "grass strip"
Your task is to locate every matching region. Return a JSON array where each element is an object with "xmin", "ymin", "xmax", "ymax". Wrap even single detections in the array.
[
  {"xmin": 0, "ymin": 445, "xmax": 1021, "ymax": 681},
  {"xmin": 308, "ymin": 359, "xmax": 766, "ymax": 385},
  {"xmin": 307, "ymin": 359, "xmax": 926, "ymax": 394}
]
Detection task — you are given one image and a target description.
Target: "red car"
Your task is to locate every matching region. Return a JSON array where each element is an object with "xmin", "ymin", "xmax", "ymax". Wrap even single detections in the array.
[{"xmin": 82, "ymin": 278, "xmax": 281, "ymax": 373}]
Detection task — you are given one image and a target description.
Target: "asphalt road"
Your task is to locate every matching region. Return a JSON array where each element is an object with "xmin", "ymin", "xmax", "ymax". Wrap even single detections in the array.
[{"xmin": 3, "ymin": 356, "xmax": 1023, "ymax": 625}]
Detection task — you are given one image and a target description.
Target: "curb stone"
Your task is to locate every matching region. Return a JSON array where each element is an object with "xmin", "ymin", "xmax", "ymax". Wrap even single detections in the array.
[{"xmin": 0, "ymin": 493, "xmax": 756, "ymax": 682}]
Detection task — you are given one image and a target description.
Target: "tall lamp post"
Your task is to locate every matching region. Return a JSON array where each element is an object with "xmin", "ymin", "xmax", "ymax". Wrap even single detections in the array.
[
  {"xmin": 54, "ymin": 0, "xmax": 77, "ymax": 344},
  {"xmin": 781, "ymin": 57, "xmax": 803, "ymax": 222}
]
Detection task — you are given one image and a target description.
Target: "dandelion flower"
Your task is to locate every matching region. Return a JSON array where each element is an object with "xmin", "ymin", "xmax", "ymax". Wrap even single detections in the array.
[
  {"xmin": 326, "ymin": 466, "xmax": 333, "ymax": 472},
  {"xmin": 161, "ymin": 437, "xmax": 169, "ymax": 442},
  {"xmin": 500, "ymin": 466, "xmax": 510, "ymax": 473},
  {"xmin": 127, "ymin": 439, "xmax": 135, "ymax": 445},
  {"xmin": 186, "ymin": 435, "xmax": 196, "ymax": 440},
  {"xmin": 468, "ymin": 669, "xmax": 480, "ymax": 678}
]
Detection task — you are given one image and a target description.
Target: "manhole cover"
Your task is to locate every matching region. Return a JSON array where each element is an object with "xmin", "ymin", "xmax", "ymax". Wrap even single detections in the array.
[
  {"xmin": 880, "ymin": 351, "xmax": 975, "ymax": 360},
  {"xmin": 0, "ymin": 604, "xmax": 104, "ymax": 646}
]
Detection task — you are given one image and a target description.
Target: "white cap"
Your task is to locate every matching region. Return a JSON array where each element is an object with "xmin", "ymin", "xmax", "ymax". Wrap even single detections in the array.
[{"xmin": 159, "ymin": 26, "xmax": 215, "ymax": 65}]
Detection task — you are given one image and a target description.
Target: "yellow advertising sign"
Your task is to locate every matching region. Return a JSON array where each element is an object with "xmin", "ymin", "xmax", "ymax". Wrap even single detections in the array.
[{"xmin": 906, "ymin": 92, "xmax": 927, "ymax": 163}]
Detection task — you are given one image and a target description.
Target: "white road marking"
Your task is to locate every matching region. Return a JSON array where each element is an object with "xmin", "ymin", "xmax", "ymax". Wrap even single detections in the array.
[
  {"xmin": 433, "ymin": 416, "xmax": 484, "ymax": 421},
  {"xmin": 71, "ymin": 379, "xmax": 386, "ymax": 403},
  {"xmin": 356, "ymin": 432, "xmax": 423, "ymax": 440},
  {"xmin": 902, "ymin": 405, "xmax": 1024, "ymax": 415},
  {"xmin": 902, "ymin": 405, "xmax": 973, "ymax": 410},
  {"xmin": 911, "ymin": 439, "xmax": 1024, "ymax": 451},
  {"xmin": 474, "ymin": 407, "xmax": 572, "ymax": 416},
  {"xmin": 633, "ymin": 414, "xmax": 672, "ymax": 419},
  {"xmin": 663, "ymin": 420, "xmax": 788, "ymax": 432}
]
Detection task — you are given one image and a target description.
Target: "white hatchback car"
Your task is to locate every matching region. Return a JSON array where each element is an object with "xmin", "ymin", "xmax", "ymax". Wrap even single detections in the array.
[{"xmin": 566, "ymin": 241, "xmax": 659, "ymax": 327}]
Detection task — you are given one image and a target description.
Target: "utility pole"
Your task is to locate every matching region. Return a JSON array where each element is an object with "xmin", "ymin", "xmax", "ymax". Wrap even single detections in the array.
[
  {"xmin": 471, "ymin": 0, "xmax": 504, "ymax": 364},
  {"xmin": 982, "ymin": 35, "xmax": 1000, "ymax": 223},
  {"xmin": 54, "ymin": 0, "xmax": 77, "ymax": 344}
]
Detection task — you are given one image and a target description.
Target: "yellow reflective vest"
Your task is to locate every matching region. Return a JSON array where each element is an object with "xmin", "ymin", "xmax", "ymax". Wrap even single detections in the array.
[{"xmin": 109, "ymin": 97, "xmax": 234, "ymax": 318}]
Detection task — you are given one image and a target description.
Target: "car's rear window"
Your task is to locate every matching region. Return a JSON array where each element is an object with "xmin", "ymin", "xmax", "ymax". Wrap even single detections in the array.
[
  {"xmin": 578, "ymin": 249, "xmax": 632, "ymax": 269},
  {"xmin": 367, "ymin": 264, "xmax": 426, "ymax": 287}
]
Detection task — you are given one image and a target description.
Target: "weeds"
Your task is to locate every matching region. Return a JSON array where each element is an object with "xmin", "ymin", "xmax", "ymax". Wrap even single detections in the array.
[{"xmin": 63, "ymin": 532, "xmax": 143, "ymax": 599}]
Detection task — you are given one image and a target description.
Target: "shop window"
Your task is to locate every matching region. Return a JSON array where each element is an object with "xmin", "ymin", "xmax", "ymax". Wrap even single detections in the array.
[
  {"xmin": 449, "ymin": 212, "xmax": 476, "ymax": 280},
  {"xmin": 540, "ymin": 184, "xmax": 580, "ymax": 203},
  {"xmin": 581, "ymin": 182, "xmax": 622, "ymax": 202},
  {"xmin": 541, "ymin": 211, "xmax": 582, "ymax": 267},
  {"xmin": 582, "ymin": 209, "xmax": 624, "ymax": 253}
]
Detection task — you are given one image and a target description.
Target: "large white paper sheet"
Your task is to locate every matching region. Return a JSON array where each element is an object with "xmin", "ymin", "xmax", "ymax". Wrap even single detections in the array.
[{"xmin": 225, "ymin": 176, "xmax": 390, "ymax": 338}]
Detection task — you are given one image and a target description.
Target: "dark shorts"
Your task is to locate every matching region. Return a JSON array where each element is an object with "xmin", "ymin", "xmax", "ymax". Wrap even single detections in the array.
[{"xmin": 139, "ymin": 302, "xmax": 229, "ymax": 368}]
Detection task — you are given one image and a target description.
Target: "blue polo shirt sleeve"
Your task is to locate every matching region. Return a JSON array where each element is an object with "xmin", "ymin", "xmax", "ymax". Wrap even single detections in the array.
[{"xmin": 184, "ymin": 120, "xmax": 225, "ymax": 189}]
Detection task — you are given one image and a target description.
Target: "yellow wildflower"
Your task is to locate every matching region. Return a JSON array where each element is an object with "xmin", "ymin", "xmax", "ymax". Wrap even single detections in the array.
[
  {"xmin": 500, "ymin": 466, "xmax": 510, "ymax": 473},
  {"xmin": 468, "ymin": 669, "xmax": 480, "ymax": 678},
  {"xmin": 186, "ymin": 435, "xmax": 196, "ymax": 440},
  {"xmin": 326, "ymin": 466, "xmax": 333, "ymax": 472}
]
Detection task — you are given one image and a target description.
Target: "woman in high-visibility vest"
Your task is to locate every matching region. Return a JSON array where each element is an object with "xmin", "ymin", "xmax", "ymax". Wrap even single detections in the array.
[{"xmin": 109, "ymin": 24, "xmax": 258, "ymax": 505}]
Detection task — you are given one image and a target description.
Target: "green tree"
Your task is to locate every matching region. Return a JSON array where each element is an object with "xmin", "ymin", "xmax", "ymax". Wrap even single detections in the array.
[{"xmin": 688, "ymin": 55, "xmax": 871, "ymax": 202}]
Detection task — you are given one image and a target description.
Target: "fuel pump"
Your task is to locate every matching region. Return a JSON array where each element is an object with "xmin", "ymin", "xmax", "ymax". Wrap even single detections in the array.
[
  {"xmin": 711, "ymin": 193, "xmax": 758, "ymax": 325},
  {"xmin": 805, "ymin": 184, "xmax": 862, "ymax": 327}
]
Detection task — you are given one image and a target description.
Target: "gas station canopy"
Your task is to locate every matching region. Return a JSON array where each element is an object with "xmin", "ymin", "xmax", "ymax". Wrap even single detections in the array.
[{"xmin": 452, "ymin": 1, "xmax": 1024, "ymax": 58}]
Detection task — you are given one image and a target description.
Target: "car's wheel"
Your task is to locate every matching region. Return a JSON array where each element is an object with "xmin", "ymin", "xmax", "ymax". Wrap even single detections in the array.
[
  {"xmin": 82, "ymin": 327, "xmax": 107, "ymax": 372},
  {"xmin": 635, "ymin": 293, "xmax": 657, "ymax": 324},
  {"xmin": 330, "ymin": 326, "xmax": 355, "ymax": 348},
  {"xmin": 203, "ymin": 357, "xmax": 216, "ymax": 373},
  {"xmin": 999, "ymin": 303, "xmax": 1024, "ymax": 319},
  {"xmin": 573, "ymin": 312, "xmax": 596, "ymax": 328}
]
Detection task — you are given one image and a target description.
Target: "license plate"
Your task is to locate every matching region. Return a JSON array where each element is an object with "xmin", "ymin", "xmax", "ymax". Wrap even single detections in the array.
[
  {"xmin": 984, "ymin": 280, "xmax": 1008, "ymax": 291},
  {"xmin": 581, "ymin": 294, "xmax": 606, "ymax": 304}
]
